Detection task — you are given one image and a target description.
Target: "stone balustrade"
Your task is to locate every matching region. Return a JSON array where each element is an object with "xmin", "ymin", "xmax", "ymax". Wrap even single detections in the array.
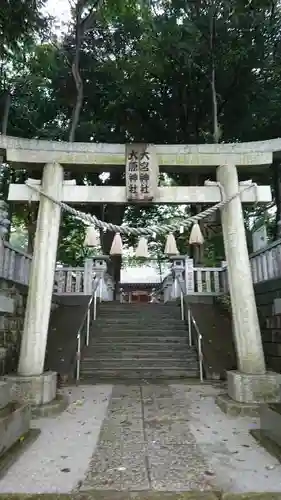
[
  {"xmin": 250, "ymin": 239, "xmax": 281, "ymax": 284},
  {"xmin": 2, "ymin": 237, "xmax": 281, "ymax": 299},
  {"xmin": 54, "ymin": 267, "xmax": 85, "ymax": 294},
  {"xmin": 0, "ymin": 242, "xmax": 31, "ymax": 286},
  {"xmin": 0, "ymin": 244, "xmax": 112, "ymax": 298},
  {"xmin": 161, "ymin": 261, "xmax": 227, "ymax": 301}
]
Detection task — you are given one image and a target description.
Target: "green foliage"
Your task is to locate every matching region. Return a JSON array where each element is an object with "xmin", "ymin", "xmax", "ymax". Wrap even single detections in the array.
[
  {"xmin": 123, "ymin": 204, "xmax": 190, "ymax": 257},
  {"xmin": 0, "ymin": 0, "xmax": 48, "ymax": 58},
  {"xmin": 3, "ymin": 0, "xmax": 281, "ymax": 266},
  {"xmin": 58, "ymin": 214, "xmax": 88, "ymax": 266}
]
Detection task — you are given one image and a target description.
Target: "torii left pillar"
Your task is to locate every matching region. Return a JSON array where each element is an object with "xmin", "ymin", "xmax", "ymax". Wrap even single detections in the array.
[{"xmin": 7, "ymin": 162, "xmax": 63, "ymax": 406}]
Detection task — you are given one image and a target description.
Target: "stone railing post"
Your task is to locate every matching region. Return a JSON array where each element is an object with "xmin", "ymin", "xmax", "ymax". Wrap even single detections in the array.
[
  {"xmin": 163, "ymin": 274, "xmax": 173, "ymax": 303},
  {"xmin": 103, "ymin": 273, "xmax": 114, "ymax": 301},
  {"xmin": 170, "ymin": 255, "xmax": 186, "ymax": 298},
  {"xmin": 185, "ymin": 257, "xmax": 194, "ymax": 294},
  {"xmin": 83, "ymin": 258, "xmax": 94, "ymax": 295},
  {"xmin": 92, "ymin": 255, "xmax": 109, "ymax": 301},
  {"xmin": 220, "ymin": 260, "xmax": 228, "ymax": 293}
]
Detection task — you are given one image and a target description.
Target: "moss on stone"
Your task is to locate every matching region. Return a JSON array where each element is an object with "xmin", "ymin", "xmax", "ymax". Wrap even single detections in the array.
[
  {"xmin": 222, "ymin": 494, "xmax": 281, "ymax": 500},
  {"xmin": 215, "ymin": 294, "xmax": 232, "ymax": 315},
  {"xmin": 0, "ymin": 496, "xmax": 72, "ymax": 500},
  {"xmin": 0, "ymin": 493, "xmax": 220, "ymax": 500},
  {"xmin": 1, "ymin": 492, "xmax": 281, "ymax": 500}
]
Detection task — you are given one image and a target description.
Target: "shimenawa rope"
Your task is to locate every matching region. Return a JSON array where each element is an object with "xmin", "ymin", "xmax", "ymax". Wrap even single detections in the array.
[{"xmin": 25, "ymin": 181, "xmax": 258, "ymax": 237}]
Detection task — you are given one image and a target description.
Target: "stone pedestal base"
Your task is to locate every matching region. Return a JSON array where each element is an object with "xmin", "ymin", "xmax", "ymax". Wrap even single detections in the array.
[
  {"xmin": 4, "ymin": 371, "xmax": 57, "ymax": 406},
  {"xmin": 216, "ymin": 393, "xmax": 261, "ymax": 417},
  {"xmin": 227, "ymin": 370, "xmax": 281, "ymax": 404}
]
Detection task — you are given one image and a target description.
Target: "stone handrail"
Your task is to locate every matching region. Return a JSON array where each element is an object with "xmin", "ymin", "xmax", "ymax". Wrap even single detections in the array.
[
  {"xmin": 54, "ymin": 267, "xmax": 85, "ymax": 294},
  {"xmin": 0, "ymin": 243, "xmax": 113, "ymax": 297},
  {"xmin": 0, "ymin": 243, "xmax": 88, "ymax": 294},
  {"xmin": 218, "ymin": 240, "xmax": 281, "ymax": 286},
  {"xmin": 161, "ymin": 264, "xmax": 226, "ymax": 300},
  {"xmin": 193, "ymin": 267, "xmax": 224, "ymax": 294}
]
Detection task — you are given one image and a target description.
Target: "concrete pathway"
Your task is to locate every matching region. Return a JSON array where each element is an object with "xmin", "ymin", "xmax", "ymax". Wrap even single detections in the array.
[
  {"xmin": 0, "ymin": 385, "xmax": 113, "ymax": 494},
  {"xmin": 0, "ymin": 382, "xmax": 281, "ymax": 494}
]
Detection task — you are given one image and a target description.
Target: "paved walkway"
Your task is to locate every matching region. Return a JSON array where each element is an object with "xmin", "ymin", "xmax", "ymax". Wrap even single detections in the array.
[{"xmin": 0, "ymin": 383, "xmax": 281, "ymax": 495}]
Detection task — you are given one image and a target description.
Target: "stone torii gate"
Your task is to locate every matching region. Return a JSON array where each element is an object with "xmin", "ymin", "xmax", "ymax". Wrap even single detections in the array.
[{"xmin": 1, "ymin": 135, "xmax": 281, "ymax": 409}]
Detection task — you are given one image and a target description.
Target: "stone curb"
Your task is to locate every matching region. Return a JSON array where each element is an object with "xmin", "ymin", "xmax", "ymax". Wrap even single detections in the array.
[
  {"xmin": 250, "ymin": 429, "xmax": 281, "ymax": 464},
  {"xmin": 0, "ymin": 494, "xmax": 218, "ymax": 500},
  {"xmin": 0, "ymin": 428, "xmax": 40, "ymax": 480},
  {"xmin": 1, "ymin": 492, "xmax": 281, "ymax": 500}
]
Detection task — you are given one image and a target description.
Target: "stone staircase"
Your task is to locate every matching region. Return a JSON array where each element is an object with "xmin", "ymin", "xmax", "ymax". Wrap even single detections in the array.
[{"xmin": 80, "ymin": 302, "xmax": 199, "ymax": 380}]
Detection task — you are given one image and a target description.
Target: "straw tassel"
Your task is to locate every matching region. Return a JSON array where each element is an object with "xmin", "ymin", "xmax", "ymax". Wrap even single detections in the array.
[
  {"xmin": 135, "ymin": 237, "xmax": 149, "ymax": 259},
  {"xmin": 164, "ymin": 233, "xmax": 179, "ymax": 256},
  {"xmin": 189, "ymin": 222, "xmax": 204, "ymax": 245},
  {"xmin": 110, "ymin": 232, "xmax": 123, "ymax": 255},
  {"xmin": 84, "ymin": 225, "xmax": 100, "ymax": 247}
]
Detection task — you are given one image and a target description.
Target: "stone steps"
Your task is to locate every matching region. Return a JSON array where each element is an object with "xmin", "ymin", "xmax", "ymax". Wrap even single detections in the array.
[
  {"xmin": 82, "ymin": 358, "xmax": 197, "ymax": 367},
  {"xmin": 84, "ymin": 344, "xmax": 196, "ymax": 354},
  {"xmin": 80, "ymin": 303, "xmax": 199, "ymax": 380},
  {"xmin": 98, "ymin": 304, "xmax": 178, "ymax": 309},
  {"xmin": 80, "ymin": 368, "xmax": 199, "ymax": 379},
  {"xmin": 97, "ymin": 312, "xmax": 180, "ymax": 318},
  {"xmin": 84, "ymin": 349, "xmax": 195, "ymax": 357},
  {"xmin": 94, "ymin": 320, "xmax": 184, "ymax": 326},
  {"xmin": 90, "ymin": 336, "xmax": 188, "ymax": 343},
  {"xmin": 92, "ymin": 330, "xmax": 188, "ymax": 337}
]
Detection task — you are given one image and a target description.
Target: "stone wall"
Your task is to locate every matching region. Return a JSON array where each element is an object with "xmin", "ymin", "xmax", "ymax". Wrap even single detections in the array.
[
  {"xmin": 0, "ymin": 278, "xmax": 58, "ymax": 375},
  {"xmin": 255, "ymin": 278, "xmax": 281, "ymax": 323},
  {"xmin": 0, "ymin": 278, "xmax": 27, "ymax": 374},
  {"xmin": 254, "ymin": 278, "xmax": 281, "ymax": 373},
  {"xmin": 216, "ymin": 281, "xmax": 281, "ymax": 374}
]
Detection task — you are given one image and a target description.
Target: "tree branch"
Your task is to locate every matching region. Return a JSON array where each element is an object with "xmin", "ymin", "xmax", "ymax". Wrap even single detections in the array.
[{"xmin": 68, "ymin": 0, "xmax": 103, "ymax": 142}]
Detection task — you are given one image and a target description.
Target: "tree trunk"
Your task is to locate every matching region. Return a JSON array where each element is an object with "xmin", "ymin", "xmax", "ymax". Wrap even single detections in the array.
[
  {"xmin": 68, "ymin": 34, "xmax": 83, "ymax": 143},
  {"xmin": 1, "ymin": 91, "xmax": 11, "ymax": 135},
  {"xmin": 27, "ymin": 205, "xmax": 39, "ymax": 253}
]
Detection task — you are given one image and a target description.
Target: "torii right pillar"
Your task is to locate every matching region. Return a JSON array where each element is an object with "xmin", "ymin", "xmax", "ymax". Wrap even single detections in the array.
[{"xmin": 217, "ymin": 163, "xmax": 281, "ymax": 408}]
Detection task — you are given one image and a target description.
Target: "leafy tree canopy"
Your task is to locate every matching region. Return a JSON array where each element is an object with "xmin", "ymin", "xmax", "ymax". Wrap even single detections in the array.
[{"xmin": 2, "ymin": 0, "xmax": 281, "ymax": 269}]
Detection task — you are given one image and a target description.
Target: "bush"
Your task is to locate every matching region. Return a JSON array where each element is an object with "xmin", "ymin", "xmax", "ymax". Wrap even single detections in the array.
[{"xmin": 216, "ymin": 293, "xmax": 232, "ymax": 315}]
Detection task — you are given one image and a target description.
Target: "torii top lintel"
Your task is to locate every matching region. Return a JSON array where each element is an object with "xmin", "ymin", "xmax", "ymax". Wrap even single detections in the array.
[{"xmin": 0, "ymin": 135, "xmax": 279, "ymax": 173}]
